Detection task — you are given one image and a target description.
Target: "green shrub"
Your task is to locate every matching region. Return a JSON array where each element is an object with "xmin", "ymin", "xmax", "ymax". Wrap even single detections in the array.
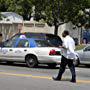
[{"xmin": 76, "ymin": 44, "xmax": 85, "ymax": 50}]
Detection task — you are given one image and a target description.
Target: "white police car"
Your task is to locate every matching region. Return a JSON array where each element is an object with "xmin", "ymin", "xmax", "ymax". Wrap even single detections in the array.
[{"xmin": 0, "ymin": 35, "xmax": 61, "ymax": 68}]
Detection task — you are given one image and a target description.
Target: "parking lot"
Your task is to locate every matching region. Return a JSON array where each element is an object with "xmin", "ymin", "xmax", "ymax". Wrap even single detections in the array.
[{"xmin": 0, "ymin": 63, "xmax": 90, "ymax": 90}]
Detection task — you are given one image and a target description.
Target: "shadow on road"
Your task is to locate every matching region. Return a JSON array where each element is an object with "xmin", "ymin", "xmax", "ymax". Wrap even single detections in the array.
[
  {"xmin": 0, "ymin": 62, "xmax": 27, "ymax": 67},
  {"xmin": 78, "ymin": 65, "xmax": 90, "ymax": 68},
  {"xmin": 0, "ymin": 62, "xmax": 59, "ymax": 69},
  {"xmin": 0, "ymin": 62, "xmax": 90, "ymax": 69}
]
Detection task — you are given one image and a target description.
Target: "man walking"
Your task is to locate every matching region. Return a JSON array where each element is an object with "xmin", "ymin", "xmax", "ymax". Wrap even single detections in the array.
[{"xmin": 53, "ymin": 30, "xmax": 76, "ymax": 83}]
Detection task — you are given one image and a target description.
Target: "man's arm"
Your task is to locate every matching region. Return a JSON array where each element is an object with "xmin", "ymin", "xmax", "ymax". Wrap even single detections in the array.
[{"xmin": 59, "ymin": 45, "xmax": 68, "ymax": 50}]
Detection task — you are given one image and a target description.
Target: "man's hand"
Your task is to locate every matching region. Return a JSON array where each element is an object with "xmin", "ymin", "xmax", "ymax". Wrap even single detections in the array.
[{"xmin": 59, "ymin": 45, "xmax": 67, "ymax": 50}]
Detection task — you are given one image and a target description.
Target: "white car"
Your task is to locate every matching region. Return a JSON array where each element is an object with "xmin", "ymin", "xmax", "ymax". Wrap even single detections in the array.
[
  {"xmin": 75, "ymin": 44, "xmax": 90, "ymax": 66},
  {"xmin": 0, "ymin": 37, "xmax": 62, "ymax": 68}
]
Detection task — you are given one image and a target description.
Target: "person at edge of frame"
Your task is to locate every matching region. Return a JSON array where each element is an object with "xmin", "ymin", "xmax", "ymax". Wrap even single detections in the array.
[{"xmin": 52, "ymin": 30, "xmax": 76, "ymax": 83}]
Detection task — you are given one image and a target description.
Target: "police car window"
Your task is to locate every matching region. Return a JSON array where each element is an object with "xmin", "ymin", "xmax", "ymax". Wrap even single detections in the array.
[
  {"xmin": 46, "ymin": 35, "xmax": 62, "ymax": 46},
  {"xmin": 35, "ymin": 40, "xmax": 53, "ymax": 47},
  {"xmin": 4, "ymin": 40, "xmax": 11, "ymax": 47},
  {"xmin": 17, "ymin": 40, "xmax": 29, "ymax": 47},
  {"xmin": 4, "ymin": 39, "xmax": 14, "ymax": 47},
  {"xmin": 4, "ymin": 34, "xmax": 19, "ymax": 47}
]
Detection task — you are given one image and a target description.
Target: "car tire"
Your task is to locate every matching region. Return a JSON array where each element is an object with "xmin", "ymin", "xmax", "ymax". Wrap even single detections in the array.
[
  {"xmin": 73, "ymin": 57, "xmax": 80, "ymax": 67},
  {"xmin": 47, "ymin": 63, "xmax": 57, "ymax": 68},
  {"xmin": 25, "ymin": 55, "xmax": 38, "ymax": 68}
]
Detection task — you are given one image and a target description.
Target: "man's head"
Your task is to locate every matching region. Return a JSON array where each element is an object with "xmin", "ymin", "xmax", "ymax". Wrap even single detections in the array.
[{"xmin": 62, "ymin": 30, "xmax": 69, "ymax": 37}]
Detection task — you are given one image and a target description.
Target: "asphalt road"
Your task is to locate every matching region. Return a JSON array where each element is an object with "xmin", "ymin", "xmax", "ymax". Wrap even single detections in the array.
[{"xmin": 0, "ymin": 62, "xmax": 90, "ymax": 90}]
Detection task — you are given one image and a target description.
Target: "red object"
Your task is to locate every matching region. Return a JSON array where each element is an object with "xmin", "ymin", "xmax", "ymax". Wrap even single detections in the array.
[{"xmin": 49, "ymin": 49, "xmax": 56, "ymax": 55}]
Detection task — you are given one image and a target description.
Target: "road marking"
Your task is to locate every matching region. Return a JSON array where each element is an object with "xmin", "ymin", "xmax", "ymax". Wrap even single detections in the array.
[
  {"xmin": 0, "ymin": 72, "xmax": 90, "ymax": 84},
  {"xmin": 77, "ymin": 80, "xmax": 90, "ymax": 84},
  {"xmin": 0, "ymin": 72, "xmax": 52, "ymax": 79}
]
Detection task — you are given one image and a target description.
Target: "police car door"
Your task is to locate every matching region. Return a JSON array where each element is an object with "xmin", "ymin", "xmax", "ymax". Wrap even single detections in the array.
[
  {"xmin": 13, "ymin": 39, "xmax": 30, "ymax": 61},
  {"xmin": 0, "ymin": 40, "xmax": 15, "ymax": 60},
  {"xmin": 0, "ymin": 38, "xmax": 29, "ymax": 61}
]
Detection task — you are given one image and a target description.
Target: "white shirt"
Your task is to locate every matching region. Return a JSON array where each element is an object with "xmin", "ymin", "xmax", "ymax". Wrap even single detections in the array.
[{"xmin": 61, "ymin": 35, "xmax": 76, "ymax": 59}]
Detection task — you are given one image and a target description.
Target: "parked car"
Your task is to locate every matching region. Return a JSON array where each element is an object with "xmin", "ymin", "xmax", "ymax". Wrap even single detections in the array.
[
  {"xmin": 75, "ymin": 45, "xmax": 90, "ymax": 66},
  {"xmin": 0, "ymin": 37, "xmax": 62, "ymax": 68}
]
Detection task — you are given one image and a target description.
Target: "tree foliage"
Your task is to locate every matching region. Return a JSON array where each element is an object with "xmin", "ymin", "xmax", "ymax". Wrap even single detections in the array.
[
  {"xmin": 34, "ymin": 0, "xmax": 90, "ymax": 35},
  {"xmin": 0, "ymin": 0, "xmax": 90, "ymax": 34},
  {"xmin": 0, "ymin": 0, "xmax": 33, "ymax": 20},
  {"xmin": 0, "ymin": 0, "xmax": 8, "ymax": 12}
]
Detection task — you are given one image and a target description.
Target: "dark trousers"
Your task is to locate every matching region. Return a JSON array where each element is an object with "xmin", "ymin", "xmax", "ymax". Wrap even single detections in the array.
[{"xmin": 57, "ymin": 56, "xmax": 76, "ymax": 80}]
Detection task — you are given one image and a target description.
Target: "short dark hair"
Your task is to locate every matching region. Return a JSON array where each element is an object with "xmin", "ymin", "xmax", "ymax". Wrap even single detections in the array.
[{"xmin": 63, "ymin": 30, "xmax": 69, "ymax": 35}]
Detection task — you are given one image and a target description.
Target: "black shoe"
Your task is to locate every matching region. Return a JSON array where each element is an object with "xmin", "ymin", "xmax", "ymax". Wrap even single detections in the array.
[
  {"xmin": 70, "ymin": 79, "xmax": 76, "ymax": 83},
  {"xmin": 52, "ymin": 77, "xmax": 61, "ymax": 81}
]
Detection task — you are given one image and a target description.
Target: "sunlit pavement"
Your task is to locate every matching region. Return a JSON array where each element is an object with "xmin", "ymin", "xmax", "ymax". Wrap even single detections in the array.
[{"xmin": 0, "ymin": 63, "xmax": 90, "ymax": 90}]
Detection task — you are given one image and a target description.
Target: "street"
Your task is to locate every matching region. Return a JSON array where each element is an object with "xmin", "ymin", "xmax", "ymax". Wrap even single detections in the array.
[{"xmin": 0, "ymin": 63, "xmax": 90, "ymax": 90}]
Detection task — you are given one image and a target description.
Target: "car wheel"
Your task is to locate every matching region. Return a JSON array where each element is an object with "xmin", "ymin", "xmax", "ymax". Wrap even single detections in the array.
[
  {"xmin": 25, "ymin": 55, "xmax": 38, "ymax": 68},
  {"xmin": 47, "ymin": 63, "xmax": 57, "ymax": 68},
  {"xmin": 73, "ymin": 57, "xmax": 80, "ymax": 67}
]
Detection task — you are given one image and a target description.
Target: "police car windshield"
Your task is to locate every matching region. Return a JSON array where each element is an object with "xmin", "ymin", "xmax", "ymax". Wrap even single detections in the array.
[{"xmin": 35, "ymin": 40, "xmax": 53, "ymax": 47}]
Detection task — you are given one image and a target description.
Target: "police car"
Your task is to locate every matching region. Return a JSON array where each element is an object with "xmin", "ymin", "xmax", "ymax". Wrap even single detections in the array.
[{"xmin": 0, "ymin": 35, "xmax": 61, "ymax": 68}]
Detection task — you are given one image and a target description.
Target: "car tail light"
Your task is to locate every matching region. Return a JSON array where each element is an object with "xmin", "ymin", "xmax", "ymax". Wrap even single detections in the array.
[
  {"xmin": 49, "ymin": 49, "xmax": 56, "ymax": 55},
  {"xmin": 49, "ymin": 49, "xmax": 61, "ymax": 55}
]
